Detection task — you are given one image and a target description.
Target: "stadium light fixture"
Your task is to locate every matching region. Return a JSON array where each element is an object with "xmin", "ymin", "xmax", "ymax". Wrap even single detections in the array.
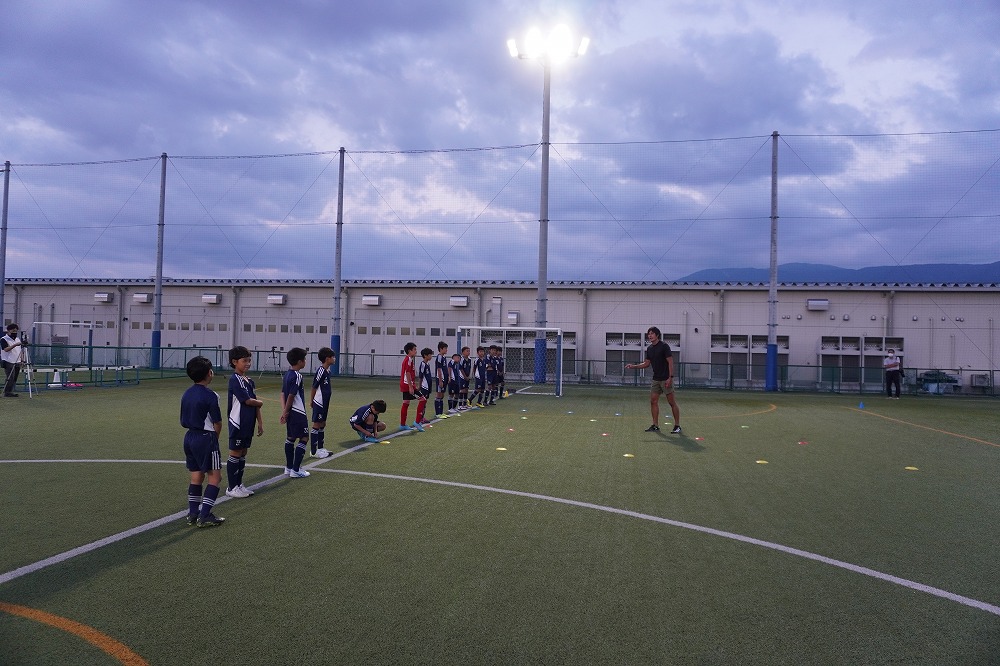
[{"xmin": 507, "ymin": 24, "xmax": 588, "ymax": 384}]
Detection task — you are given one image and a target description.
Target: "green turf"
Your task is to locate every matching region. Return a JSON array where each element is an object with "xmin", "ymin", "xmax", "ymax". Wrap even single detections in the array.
[{"xmin": 1, "ymin": 379, "xmax": 998, "ymax": 664}]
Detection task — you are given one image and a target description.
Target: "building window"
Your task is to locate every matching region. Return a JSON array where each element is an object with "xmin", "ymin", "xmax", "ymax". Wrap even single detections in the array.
[
  {"xmin": 416, "ymin": 328, "xmax": 425, "ymax": 336},
  {"xmin": 244, "ymin": 324, "xmax": 252, "ymax": 332},
  {"xmin": 207, "ymin": 323, "xmax": 215, "ymax": 331},
  {"xmin": 306, "ymin": 325, "xmax": 314, "ymax": 334},
  {"xmin": 268, "ymin": 324, "xmax": 276, "ymax": 333},
  {"xmin": 431, "ymin": 328, "xmax": 440, "ymax": 337},
  {"xmin": 357, "ymin": 326, "xmax": 367, "ymax": 334},
  {"xmin": 293, "ymin": 325, "xmax": 301, "ymax": 333},
  {"xmin": 319, "ymin": 326, "xmax": 327, "ymax": 334},
  {"xmin": 168, "ymin": 323, "xmax": 177, "ymax": 330},
  {"xmin": 372, "ymin": 327, "xmax": 381, "ymax": 335},
  {"xmin": 143, "ymin": 322, "xmax": 152, "ymax": 330},
  {"xmin": 193, "ymin": 322, "xmax": 201, "ymax": 331},
  {"xmin": 446, "ymin": 328, "xmax": 456, "ymax": 337},
  {"xmin": 387, "ymin": 326, "xmax": 396, "ymax": 335},
  {"xmin": 401, "ymin": 327, "xmax": 411, "ymax": 336},
  {"xmin": 181, "ymin": 323, "xmax": 190, "ymax": 330},
  {"xmin": 219, "ymin": 324, "xmax": 227, "ymax": 332},
  {"xmin": 280, "ymin": 325, "xmax": 289, "ymax": 333}
]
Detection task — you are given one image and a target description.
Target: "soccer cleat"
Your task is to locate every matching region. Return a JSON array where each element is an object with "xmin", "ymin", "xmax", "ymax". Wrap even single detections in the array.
[
  {"xmin": 225, "ymin": 486, "xmax": 250, "ymax": 499},
  {"xmin": 645, "ymin": 425, "xmax": 660, "ymax": 432},
  {"xmin": 418, "ymin": 419, "xmax": 432, "ymax": 425},
  {"xmin": 197, "ymin": 513, "xmax": 225, "ymax": 528},
  {"xmin": 315, "ymin": 448, "xmax": 331, "ymax": 458},
  {"xmin": 288, "ymin": 469, "xmax": 311, "ymax": 478},
  {"xmin": 435, "ymin": 413, "xmax": 449, "ymax": 419},
  {"xmin": 185, "ymin": 514, "xmax": 198, "ymax": 526},
  {"xmin": 238, "ymin": 484, "xmax": 254, "ymax": 496},
  {"xmin": 364, "ymin": 436, "xmax": 380, "ymax": 443},
  {"xmin": 399, "ymin": 424, "xmax": 414, "ymax": 431},
  {"xmin": 412, "ymin": 423, "xmax": 425, "ymax": 432},
  {"xmin": 284, "ymin": 467, "xmax": 292, "ymax": 476},
  {"xmin": 671, "ymin": 425, "xmax": 682, "ymax": 434}
]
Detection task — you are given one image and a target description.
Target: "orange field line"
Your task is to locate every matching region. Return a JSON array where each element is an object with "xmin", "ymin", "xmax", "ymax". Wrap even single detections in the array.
[
  {"xmin": 0, "ymin": 602, "xmax": 148, "ymax": 666},
  {"xmin": 848, "ymin": 408, "xmax": 999, "ymax": 448}
]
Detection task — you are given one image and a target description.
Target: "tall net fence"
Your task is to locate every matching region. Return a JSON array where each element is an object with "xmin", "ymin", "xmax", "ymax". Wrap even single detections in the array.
[{"xmin": 4, "ymin": 130, "xmax": 998, "ymax": 284}]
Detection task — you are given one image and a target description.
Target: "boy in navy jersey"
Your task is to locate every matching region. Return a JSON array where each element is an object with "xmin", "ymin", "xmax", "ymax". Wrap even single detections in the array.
[
  {"xmin": 494, "ymin": 345, "xmax": 506, "ymax": 400},
  {"xmin": 225, "ymin": 346, "xmax": 263, "ymax": 499},
  {"xmin": 416, "ymin": 347, "xmax": 433, "ymax": 425},
  {"xmin": 310, "ymin": 347, "xmax": 335, "ymax": 457},
  {"xmin": 434, "ymin": 341, "xmax": 449, "ymax": 418},
  {"xmin": 280, "ymin": 347, "xmax": 310, "ymax": 478},
  {"xmin": 470, "ymin": 346, "xmax": 488, "ymax": 407},
  {"xmin": 458, "ymin": 346, "xmax": 472, "ymax": 410},
  {"xmin": 180, "ymin": 356, "xmax": 225, "ymax": 527},
  {"xmin": 350, "ymin": 400, "xmax": 387, "ymax": 442},
  {"xmin": 485, "ymin": 345, "xmax": 499, "ymax": 406},
  {"xmin": 447, "ymin": 353, "xmax": 463, "ymax": 413}
]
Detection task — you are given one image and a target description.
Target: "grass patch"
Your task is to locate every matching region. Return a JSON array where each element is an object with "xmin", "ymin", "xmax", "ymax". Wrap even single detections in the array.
[{"xmin": 1, "ymin": 379, "xmax": 998, "ymax": 663}]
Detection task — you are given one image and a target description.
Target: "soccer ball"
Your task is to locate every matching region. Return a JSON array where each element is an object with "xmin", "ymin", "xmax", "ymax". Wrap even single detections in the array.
[{"xmin": 376, "ymin": 421, "xmax": 386, "ymax": 432}]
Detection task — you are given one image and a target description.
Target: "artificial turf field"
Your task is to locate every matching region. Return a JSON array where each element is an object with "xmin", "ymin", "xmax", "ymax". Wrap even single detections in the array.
[{"xmin": 1, "ymin": 376, "xmax": 998, "ymax": 665}]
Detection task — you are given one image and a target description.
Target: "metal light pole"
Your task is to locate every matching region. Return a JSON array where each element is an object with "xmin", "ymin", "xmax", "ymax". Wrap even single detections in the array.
[{"xmin": 508, "ymin": 26, "xmax": 588, "ymax": 384}]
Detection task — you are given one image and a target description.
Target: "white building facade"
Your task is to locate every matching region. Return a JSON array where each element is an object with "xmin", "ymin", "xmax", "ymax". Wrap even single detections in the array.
[{"xmin": 4, "ymin": 278, "xmax": 998, "ymax": 392}]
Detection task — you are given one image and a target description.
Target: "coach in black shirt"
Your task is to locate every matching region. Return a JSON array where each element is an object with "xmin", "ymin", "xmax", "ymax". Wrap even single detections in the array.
[{"xmin": 626, "ymin": 326, "xmax": 682, "ymax": 434}]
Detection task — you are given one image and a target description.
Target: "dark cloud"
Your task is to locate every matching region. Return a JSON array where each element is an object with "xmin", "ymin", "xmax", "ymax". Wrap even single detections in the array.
[{"xmin": 1, "ymin": 0, "xmax": 996, "ymax": 281}]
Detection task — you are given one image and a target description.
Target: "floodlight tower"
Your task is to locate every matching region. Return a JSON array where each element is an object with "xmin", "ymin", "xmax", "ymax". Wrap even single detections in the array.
[{"xmin": 508, "ymin": 25, "xmax": 589, "ymax": 384}]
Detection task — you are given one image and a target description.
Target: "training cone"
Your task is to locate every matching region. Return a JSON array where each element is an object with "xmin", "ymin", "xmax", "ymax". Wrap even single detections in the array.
[{"xmin": 858, "ymin": 401, "xmax": 864, "ymax": 409}]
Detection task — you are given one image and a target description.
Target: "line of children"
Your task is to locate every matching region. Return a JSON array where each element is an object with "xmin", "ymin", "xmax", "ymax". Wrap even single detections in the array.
[{"xmin": 181, "ymin": 341, "xmax": 509, "ymax": 527}]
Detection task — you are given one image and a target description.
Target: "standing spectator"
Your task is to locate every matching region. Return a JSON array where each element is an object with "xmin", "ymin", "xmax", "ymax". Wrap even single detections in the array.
[
  {"xmin": 884, "ymin": 348, "xmax": 902, "ymax": 399},
  {"xmin": 1, "ymin": 323, "xmax": 24, "ymax": 397}
]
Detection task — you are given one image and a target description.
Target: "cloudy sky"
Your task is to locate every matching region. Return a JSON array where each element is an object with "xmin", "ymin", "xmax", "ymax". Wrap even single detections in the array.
[{"xmin": 2, "ymin": 0, "xmax": 998, "ymax": 282}]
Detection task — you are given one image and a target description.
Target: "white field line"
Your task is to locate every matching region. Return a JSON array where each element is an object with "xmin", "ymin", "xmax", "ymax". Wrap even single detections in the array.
[{"xmin": 1, "ymin": 452, "xmax": 998, "ymax": 618}]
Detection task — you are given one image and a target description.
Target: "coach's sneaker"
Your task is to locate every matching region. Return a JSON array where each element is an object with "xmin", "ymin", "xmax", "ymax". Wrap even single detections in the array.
[
  {"xmin": 288, "ymin": 469, "xmax": 311, "ymax": 478},
  {"xmin": 238, "ymin": 484, "xmax": 255, "ymax": 496},
  {"xmin": 225, "ymin": 486, "xmax": 250, "ymax": 499},
  {"xmin": 645, "ymin": 425, "xmax": 660, "ymax": 432},
  {"xmin": 315, "ymin": 448, "xmax": 331, "ymax": 458},
  {"xmin": 671, "ymin": 425, "xmax": 682, "ymax": 434},
  {"xmin": 197, "ymin": 513, "xmax": 225, "ymax": 528}
]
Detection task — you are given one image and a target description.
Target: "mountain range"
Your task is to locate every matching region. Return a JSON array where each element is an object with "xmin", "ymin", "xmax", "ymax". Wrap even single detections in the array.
[{"xmin": 677, "ymin": 262, "xmax": 1000, "ymax": 284}]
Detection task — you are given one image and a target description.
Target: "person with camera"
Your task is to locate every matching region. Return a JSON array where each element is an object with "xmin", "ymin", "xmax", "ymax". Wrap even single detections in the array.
[{"xmin": 1, "ymin": 323, "xmax": 25, "ymax": 397}]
